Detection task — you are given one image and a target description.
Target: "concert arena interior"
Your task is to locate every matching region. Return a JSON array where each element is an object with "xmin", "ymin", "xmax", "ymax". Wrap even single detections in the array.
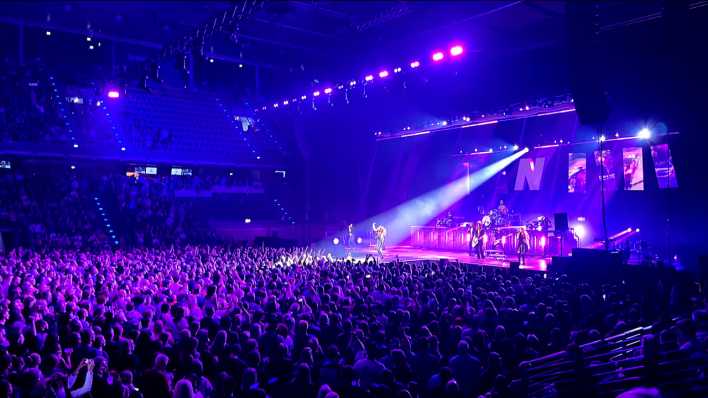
[{"xmin": 1, "ymin": 2, "xmax": 708, "ymax": 397}]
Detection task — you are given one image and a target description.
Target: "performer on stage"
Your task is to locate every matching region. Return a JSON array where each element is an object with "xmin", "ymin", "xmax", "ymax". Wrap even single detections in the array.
[
  {"xmin": 498, "ymin": 199, "xmax": 508, "ymax": 217},
  {"xmin": 470, "ymin": 221, "xmax": 485, "ymax": 259},
  {"xmin": 517, "ymin": 226, "xmax": 530, "ymax": 265},
  {"xmin": 347, "ymin": 224, "xmax": 354, "ymax": 246},
  {"xmin": 372, "ymin": 223, "xmax": 386, "ymax": 259}
]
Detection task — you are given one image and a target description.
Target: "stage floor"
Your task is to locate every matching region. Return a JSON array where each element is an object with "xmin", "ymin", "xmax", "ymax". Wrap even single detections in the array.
[{"xmin": 355, "ymin": 245, "xmax": 549, "ymax": 272}]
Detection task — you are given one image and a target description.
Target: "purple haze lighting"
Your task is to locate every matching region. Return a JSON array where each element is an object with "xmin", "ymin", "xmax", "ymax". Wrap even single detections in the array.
[
  {"xmin": 450, "ymin": 45, "xmax": 464, "ymax": 56},
  {"xmin": 378, "ymin": 70, "xmax": 389, "ymax": 78},
  {"xmin": 365, "ymin": 74, "xmax": 374, "ymax": 81},
  {"xmin": 324, "ymin": 88, "xmax": 332, "ymax": 94},
  {"xmin": 107, "ymin": 90, "xmax": 120, "ymax": 99},
  {"xmin": 410, "ymin": 60, "xmax": 420, "ymax": 68},
  {"xmin": 432, "ymin": 51, "xmax": 445, "ymax": 61}
]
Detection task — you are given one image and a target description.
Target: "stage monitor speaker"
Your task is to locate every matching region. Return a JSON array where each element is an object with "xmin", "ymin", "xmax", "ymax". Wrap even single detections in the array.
[
  {"xmin": 554, "ymin": 213, "xmax": 569, "ymax": 233},
  {"xmin": 509, "ymin": 261, "xmax": 520, "ymax": 272}
]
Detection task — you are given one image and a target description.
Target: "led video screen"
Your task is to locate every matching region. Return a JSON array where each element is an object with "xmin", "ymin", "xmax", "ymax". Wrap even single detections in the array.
[
  {"xmin": 651, "ymin": 144, "xmax": 678, "ymax": 188},
  {"xmin": 622, "ymin": 147, "xmax": 644, "ymax": 191},
  {"xmin": 568, "ymin": 153, "xmax": 587, "ymax": 193}
]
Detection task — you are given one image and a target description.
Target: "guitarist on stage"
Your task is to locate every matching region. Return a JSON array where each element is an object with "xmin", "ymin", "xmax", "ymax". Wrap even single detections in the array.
[{"xmin": 470, "ymin": 221, "xmax": 485, "ymax": 259}]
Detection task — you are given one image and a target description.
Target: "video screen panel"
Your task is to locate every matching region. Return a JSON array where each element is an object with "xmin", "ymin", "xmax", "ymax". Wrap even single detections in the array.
[
  {"xmin": 568, "ymin": 153, "xmax": 587, "ymax": 193},
  {"xmin": 594, "ymin": 149, "xmax": 616, "ymax": 190},
  {"xmin": 622, "ymin": 147, "xmax": 644, "ymax": 191},
  {"xmin": 651, "ymin": 144, "xmax": 678, "ymax": 188}
]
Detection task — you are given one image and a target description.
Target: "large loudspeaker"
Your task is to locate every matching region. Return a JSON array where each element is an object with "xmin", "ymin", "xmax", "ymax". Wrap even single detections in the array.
[
  {"xmin": 566, "ymin": 2, "xmax": 610, "ymax": 126},
  {"xmin": 554, "ymin": 213, "xmax": 569, "ymax": 233}
]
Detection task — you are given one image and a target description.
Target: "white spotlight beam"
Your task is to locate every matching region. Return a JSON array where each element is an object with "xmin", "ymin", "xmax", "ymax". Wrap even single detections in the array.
[{"xmin": 320, "ymin": 148, "xmax": 529, "ymax": 249}]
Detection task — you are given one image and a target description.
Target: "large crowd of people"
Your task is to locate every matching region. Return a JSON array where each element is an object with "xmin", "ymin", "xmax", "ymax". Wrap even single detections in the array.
[{"xmin": 1, "ymin": 242, "xmax": 706, "ymax": 398}]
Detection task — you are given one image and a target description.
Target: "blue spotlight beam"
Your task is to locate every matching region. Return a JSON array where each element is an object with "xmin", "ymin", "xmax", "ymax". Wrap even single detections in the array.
[{"xmin": 319, "ymin": 148, "xmax": 529, "ymax": 249}]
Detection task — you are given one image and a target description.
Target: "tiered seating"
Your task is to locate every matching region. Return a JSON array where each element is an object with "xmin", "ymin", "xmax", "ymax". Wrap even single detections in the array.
[
  {"xmin": 110, "ymin": 88, "xmax": 262, "ymax": 164},
  {"xmin": 518, "ymin": 319, "xmax": 708, "ymax": 397}
]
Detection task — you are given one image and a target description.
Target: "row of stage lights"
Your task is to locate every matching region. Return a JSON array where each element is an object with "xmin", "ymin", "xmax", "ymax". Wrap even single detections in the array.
[
  {"xmin": 256, "ymin": 44, "xmax": 465, "ymax": 113},
  {"xmin": 374, "ymin": 95, "xmax": 576, "ymax": 141},
  {"xmin": 454, "ymin": 127, "xmax": 655, "ymax": 157}
]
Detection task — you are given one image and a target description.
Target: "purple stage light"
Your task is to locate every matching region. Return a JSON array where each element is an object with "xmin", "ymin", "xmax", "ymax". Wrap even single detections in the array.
[
  {"xmin": 283, "ymin": 100, "xmax": 289, "ymax": 105},
  {"xmin": 365, "ymin": 74, "xmax": 374, "ymax": 81},
  {"xmin": 107, "ymin": 90, "xmax": 120, "ymax": 99},
  {"xmin": 379, "ymin": 70, "xmax": 389, "ymax": 78},
  {"xmin": 324, "ymin": 88, "xmax": 332, "ymax": 94},
  {"xmin": 301, "ymin": 95, "xmax": 307, "ymax": 100},
  {"xmin": 313, "ymin": 91, "xmax": 321, "ymax": 97},
  {"xmin": 432, "ymin": 51, "xmax": 444, "ymax": 62},
  {"xmin": 273, "ymin": 103, "xmax": 279, "ymax": 108},
  {"xmin": 332, "ymin": 237, "xmax": 340, "ymax": 245},
  {"xmin": 394, "ymin": 67, "xmax": 402, "ymax": 73},
  {"xmin": 450, "ymin": 45, "xmax": 464, "ymax": 56},
  {"xmin": 410, "ymin": 60, "xmax": 420, "ymax": 68},
  {"xmin": 349, "ymin": 80, "xmax": 357, "ymax": 86}
]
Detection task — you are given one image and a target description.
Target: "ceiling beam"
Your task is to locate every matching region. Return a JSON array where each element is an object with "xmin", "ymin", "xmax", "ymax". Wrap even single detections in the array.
[{"xmin": 0, "ymin": 15, "xmax": 162, "ymax": 49}]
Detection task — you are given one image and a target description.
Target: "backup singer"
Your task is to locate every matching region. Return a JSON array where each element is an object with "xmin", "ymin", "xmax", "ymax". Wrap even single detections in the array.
[
  {"xmin": 470, "ymin": 221, "xmax": 485, "ymax": 259},
  {"xmin": 517, "ymin": 226, "xmax": 530, "ymax": 265},
  {"xmin": 372, "ymin": 223, "xmax": 387, "ymax": 259}
]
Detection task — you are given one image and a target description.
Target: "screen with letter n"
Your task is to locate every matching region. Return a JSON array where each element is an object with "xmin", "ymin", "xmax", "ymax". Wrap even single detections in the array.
[
  {"xmin": 594, "ymin": 149, "xmax": 616, "ymax": 190},
  {"xmin": 622, "ymin": 147, "xmax": 644, "ymax": 191},
  {"xmin": 651, "ymin": 144, "xmax": 678, "ymax": 188},
  {"xmin": 568, "ymin": 153, "xmax": 587, "ymax": 193}
]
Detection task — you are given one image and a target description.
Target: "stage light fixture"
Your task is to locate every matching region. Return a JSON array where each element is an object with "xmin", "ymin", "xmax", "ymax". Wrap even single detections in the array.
[
  {"xmin": 637, "ymin": 128, "xmax": 652, "ymax": 139},
  {"xmin": 238, "ymin": 64, "xmax": 243, "ymax": 68},
  {"xmin": 379, "ymin": 70, "xmax": 389, "ymax": 78},
  {"xmin": 410, "ymin": 60, "xmax": 420, "ymax": 68},
  {"xmin": 356, "ymin": 237, "xmax": 363, "ymax": 245},
  {"xmin": 244, "ymin": 218, "xmax": 252, "ymax": 224},
  {"xmin": 599, "ymin": 135, "xmax": 606, "ymax": 142},
  {"xmin": 365, "ymin": 74, "xmax": 374, "ymax": 81},
  {"xmin": 432, "ymin": 51, "xmax": 444, "ymax": 61},
  {"xmin": 45, "ymin": 31, "xmax": 52, "ymax": 36},
  {"xmin": 121, "ymin": 147, "xmax": 126, "ymax": 151},
  {"xmin": 512, "ymin": 144, "xmax": 519, "ymax": 150},
  {"xmin": 73, "ymin": 143, "xmax": 79, "ymax": 148},
  {"xmin": 324, "ymin": 88, "xmax": 332, "ymax": 94},
  {"xmin": 333, "ymin": 237, "xmax": 340, "ymax": 245},
  {"xmin": 107, "ymin": 90, "xmax": 120, "ymax": 99},
  {"xmin": 450, "ymin": 45, "xmax": 464, "ymax": 56},
  {"xmin": 209, "ymin": 58, "xmax": 214, "ymax": 63},
  {"xmin": 574, "ymin": 224, "xmax": 587, "ymax": 240},
  {"xmin": 89, "ymin": 45, "xmax": 95, "ymax": 50},
  {"xmin": 301, "ymin": 95, "xmax": 307, "ymax": 100},
  {"xmin": 313, "ymin": 91, "xmax": 321, "ymax": 97},
  {"xmin": 394, "ymin": 67, "xmax": 402, "ymax": 73},
  {"xmin": 635, "ymin": 228, "xmax": 640, "ymax": 233},
  {"xmin": 283, "ymin": 100, "xmax": 289, "ymax": 105},
  {"xmin": 273, "ymin": 103, "xmax": 279, "ymax": 108},
  {"xmin": 349, "ymin": 80, "xmax": 357, "ymax": 86},
  {"xmin": 86, "ymin": 36, "xmax": 92, "ymax": 42},
  {"xmin": 70, "ymin": 165, "xmax": 76, "ymax": 170}
]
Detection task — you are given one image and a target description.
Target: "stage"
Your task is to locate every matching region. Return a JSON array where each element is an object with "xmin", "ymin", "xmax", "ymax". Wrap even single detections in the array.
[{"xmin": 355, "ymin": 245, "xmax": 550, "ymax": 272}]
